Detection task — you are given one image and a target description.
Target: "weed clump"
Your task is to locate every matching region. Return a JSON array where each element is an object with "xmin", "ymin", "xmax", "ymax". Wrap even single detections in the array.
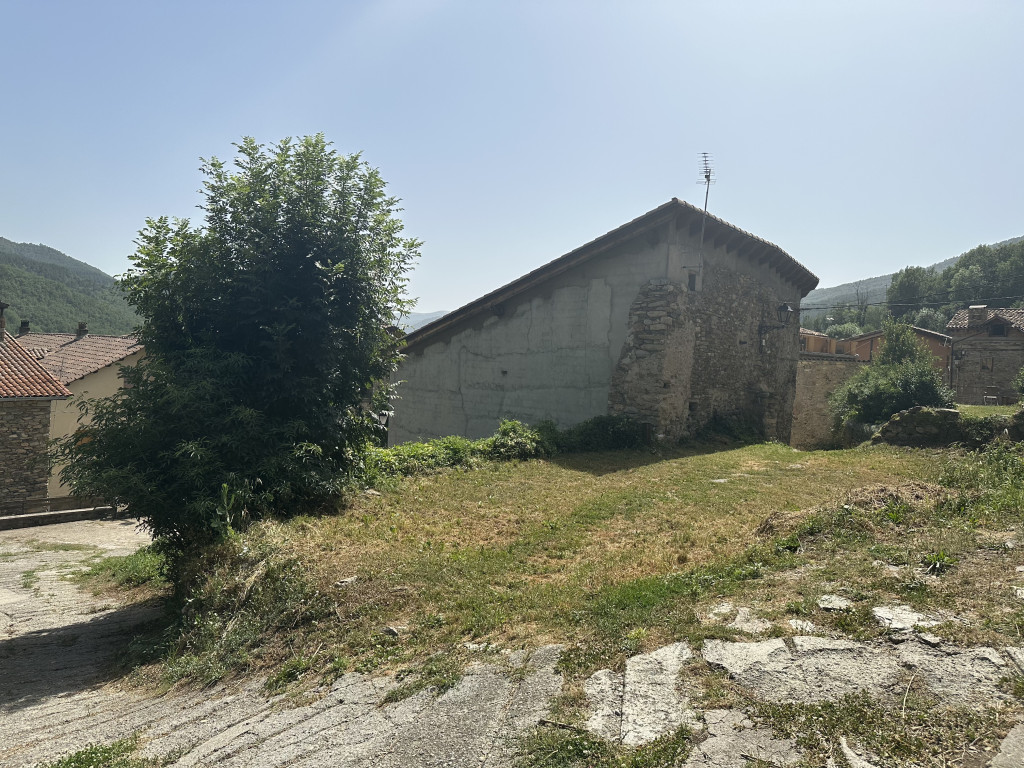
[{"xmin": 363, "ymin": 416, "xmax": 652, "ymax": 487}]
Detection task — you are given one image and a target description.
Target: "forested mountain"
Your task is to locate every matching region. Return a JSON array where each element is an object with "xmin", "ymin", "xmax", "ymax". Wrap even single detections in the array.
[
  {"xmin": 0, "ymin": 238, "xmax": 137, "ymax": 335},
  {"xmin": 801, "ymin": 235, "xmax": 1024, "ymax": 336}
]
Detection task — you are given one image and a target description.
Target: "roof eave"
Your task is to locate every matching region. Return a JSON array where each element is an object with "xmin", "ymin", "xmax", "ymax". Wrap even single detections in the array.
[{"xmin": 404, "ymin": 199, "xmax": 818, "ymax": 351}]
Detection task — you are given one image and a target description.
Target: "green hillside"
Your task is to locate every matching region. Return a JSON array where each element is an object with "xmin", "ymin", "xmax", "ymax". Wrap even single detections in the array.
[
  {"xmin": 801, "ymin": 234, "xmax": 1024, "ymax": 324},
  {"xmin": 0, "ymin": 238, "xmax": 137, "ymax": 335}
]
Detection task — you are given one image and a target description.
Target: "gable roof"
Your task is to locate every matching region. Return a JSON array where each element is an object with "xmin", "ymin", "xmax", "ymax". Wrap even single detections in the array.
[
  {"xmin": 799, "ymin": 327, "xmax": 829, "ymax": 338},
  {"xmin": 34, "ymin": 334, "xmax": 143, "ymax": 385},
  {"xmin": 405, "ymin": 199, "xmax": 818, "ymax": 350},
  {"xmin": 0, "ymin": 333, "xmax": 72, "ymax": 400},
  {"xmin": 947, "ymin": 308, "xmax": 1024, "ymax": 333},
  {"xmin": 842, "ymin": 326, "xmax": 951, "ymax": 344}
]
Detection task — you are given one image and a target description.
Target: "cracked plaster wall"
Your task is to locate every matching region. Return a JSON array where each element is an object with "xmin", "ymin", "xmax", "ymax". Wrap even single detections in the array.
[{"xmin": 390, "ymin": 216, "xmax": 802, "ymax": 444}]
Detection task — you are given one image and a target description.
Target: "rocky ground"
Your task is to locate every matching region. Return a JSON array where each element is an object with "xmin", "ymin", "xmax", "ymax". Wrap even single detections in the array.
[{"xmin": 2, "ymin": 521, "xmax": 1024, "ymax": 767}]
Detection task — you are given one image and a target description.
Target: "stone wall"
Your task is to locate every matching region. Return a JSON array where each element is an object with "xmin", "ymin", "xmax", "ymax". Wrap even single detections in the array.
[
  {"xmin": 0, "ymin": 399, "xmax": 52, "ymax": 510},
  {"xmin": 951, "ymin": 329, "xmax": 1024, "ymax": 404},
  {"xmin": 791, "ymin": 353, "xmax": 864, "ymax": 449}
]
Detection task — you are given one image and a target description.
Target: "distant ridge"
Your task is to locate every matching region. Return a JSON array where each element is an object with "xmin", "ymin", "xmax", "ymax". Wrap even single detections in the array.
[
  {"xmin": 801, "ymin": 235, "xmax": 1024, "ymax": 319},
  {"xmin": 0, "ymin": 238, "xmax": 137, "ymax": 335},
  {"xmin": 400, "ymin": 310, "xmax": 449, "ymax": 331}
]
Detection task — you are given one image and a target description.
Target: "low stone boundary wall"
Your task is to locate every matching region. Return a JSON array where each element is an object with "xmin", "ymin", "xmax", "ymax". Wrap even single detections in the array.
[{"xmin": 791, "ymin": 352, "xmax": 863, "ymax": 449}]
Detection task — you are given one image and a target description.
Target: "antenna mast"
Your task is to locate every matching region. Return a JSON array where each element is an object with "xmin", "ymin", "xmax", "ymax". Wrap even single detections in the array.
[{"xmin": 696, "ymin": 153, "xmax": 715, "ymax": 276}]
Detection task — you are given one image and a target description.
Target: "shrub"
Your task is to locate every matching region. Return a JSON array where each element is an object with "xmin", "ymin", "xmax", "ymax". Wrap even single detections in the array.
[
  {"xmin": 364, "ymin": 415, "xmax": 651, "ymax": 486},
  {"xmin": 830, "ymin": 319, "xmax": 954, "ymax": 430},
  {"xmin": 480, "ymin": 419, "xmax": 549, "ymax": 460},
  {"xmin": 556, "ymin": 415, "xmax": 651, "ymax": 452}
]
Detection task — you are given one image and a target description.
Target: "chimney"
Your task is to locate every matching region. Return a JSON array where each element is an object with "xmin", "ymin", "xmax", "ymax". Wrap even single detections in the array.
[
  {"xmin": 76, "ymin": 321, "xmax": 88, "ymax": 339},
  {"xmin": 0, "ymin": 301, "xmax": 8, "ymax": 343},
  {"xmin": 968, "ymin": 305, "xmax": 988, "ymax": 327},
  {"xmin": 18, "ymin": 320, "xmax": 29, "ymax": 336}
]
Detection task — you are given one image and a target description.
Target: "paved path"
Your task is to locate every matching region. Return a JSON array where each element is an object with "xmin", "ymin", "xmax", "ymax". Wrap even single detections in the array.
[
  {"xmin": 4, "ymin": 521, "xmax": 1023, "ymax": 767},
  {"xmin": 0, "ymin": 521, "xmax": 561, "ymax": 767}
]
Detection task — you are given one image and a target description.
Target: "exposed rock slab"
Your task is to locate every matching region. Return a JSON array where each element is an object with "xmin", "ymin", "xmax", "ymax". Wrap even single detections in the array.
[
  {"xmin": 872, "ymin": 605, "xmax": 939, "ymax": 631},
  {"xmin": 703, "ymin": 637, "xmax": 902, "ymax": 702},
  {"xmin": 585, "ymin": 642, "xmax": 699, "ymax": 747},
  {"xmin": 682, "ymin": 709, "xmax": 800, "ymax": 768},
  {"xmin": 818, "ymin": 594, "xmax": 853, "ymax": 612},
  {"xmin": 897, "ymin": 642, "xmax": 1011, "ymax": 704},
  {"xmin": 992, "ymin": 723, "xmax": 1024, "ymax": 768},
  {"xmin": 727, "ymin": 607, "xmax": 771, "ymax": 635}
]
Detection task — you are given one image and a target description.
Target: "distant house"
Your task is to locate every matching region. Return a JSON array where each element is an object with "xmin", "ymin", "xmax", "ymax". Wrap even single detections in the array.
[
  {"xmin": 19, "ymin": 321, "xmax": 143, "ymax": 497},
  {"xmin": 946, "ymin": 306, "xmax": 1024, "ymax": 404},
  {"xmin": 799, "ymin": 328, "xmax": 834, "ymax": 354},
  {"xmin": 391, "ymin": 199, "xmax": 818, "ymax": 445},
  {"xmin": 837, "ymin": 326, "xmax": 951, "ymax": 376},
  {"xmin": 0, "ymin": 312, "xmax": 71, "ymax": 512}
]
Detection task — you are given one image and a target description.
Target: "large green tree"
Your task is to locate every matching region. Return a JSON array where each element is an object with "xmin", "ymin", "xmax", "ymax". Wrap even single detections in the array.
[{"xmin": 58, "ymin": 136, "xmax": 419, "ymax": 552}]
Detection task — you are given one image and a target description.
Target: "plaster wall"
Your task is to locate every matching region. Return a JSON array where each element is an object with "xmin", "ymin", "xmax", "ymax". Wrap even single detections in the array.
[
  {"xmin": 392, "ymin": 233, "xmax": 670, "ymax": 442},
  {"xmin": 47, "ymin": 350, "xmax": 143, "ymax": 497},
  {"xmin": 390, "ymin": 215, "xmax": 804, "ymax": 445}
]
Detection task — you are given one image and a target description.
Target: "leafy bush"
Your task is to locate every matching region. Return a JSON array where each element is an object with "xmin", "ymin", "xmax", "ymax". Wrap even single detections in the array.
[
  {"xmin": 541, "ymin": 415, "xmax": 651, "ymax": 452},
  {"xmin": 363, "ymin": 415, "xmax": 651, "ymax": 486},
  {"xmin": 1013, "ymin": 365, "xmax": 1024, "ymax": 397},
  {"xmin": 830, "ymin": 319, "xmax": 954, "ymax": 430},
  {"xmin": 480, "ymin": 419, "xmax": 550, "ymax": 460}
]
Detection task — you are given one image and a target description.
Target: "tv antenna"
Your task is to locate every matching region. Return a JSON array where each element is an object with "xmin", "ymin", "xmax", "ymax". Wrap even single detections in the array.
[{"xmin": 696, "ymin": 153, "xmax": 715, "ymax": 277}]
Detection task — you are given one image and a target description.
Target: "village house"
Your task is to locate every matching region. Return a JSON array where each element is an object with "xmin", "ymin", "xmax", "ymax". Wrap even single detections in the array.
[
  {"xmin": 837, "ymin": 325, "xmax": 951, "ymax": 376},
  {"xmin": 390, "ymin": 199, "xmax": 818, "ymax": 445},
  {"xmin": 799, "ymin": 328, "xmax": 834, "ymax": 354},
  {"xmin": 947, "ymin": 305, "xmax": 1024, "ymax": 404},
  {"xmin": 17, "ymin": 321, "xmax": 143, "ymax": 497},
  {"xmin": 0, "ymin": 308, "xmax": 71, "ymax": 513}
]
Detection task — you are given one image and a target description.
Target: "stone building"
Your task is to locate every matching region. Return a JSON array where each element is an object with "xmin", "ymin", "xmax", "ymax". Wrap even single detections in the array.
[
  {"xmin": 0, "ymin": 319, "xmax": 71, "ymax": 513},
  {"xmin": 947, "ymin": 306, "xmax": 1024, "ymax": 404},
  {"xmin": 20, "ymin": 322, "xmax": 144, "ymax": 497},
  {"xmin": 390, "ymin": 199, "xmax": 818, "ymax": 445}
]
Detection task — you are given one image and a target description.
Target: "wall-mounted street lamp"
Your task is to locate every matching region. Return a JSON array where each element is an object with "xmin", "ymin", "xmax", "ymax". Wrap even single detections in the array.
[{"xmin": 759, "ymin": 303, "xmax": 795, "ymax": 336}]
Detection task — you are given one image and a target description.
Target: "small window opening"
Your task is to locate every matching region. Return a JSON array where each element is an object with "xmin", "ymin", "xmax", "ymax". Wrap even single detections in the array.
[
  {"xmin": 989, "ymin": 324, "xmax": 1007, "ymax": 337},
  {"xmin": 687, "ymin": 273, "xmax": 697, "ymax": 292}
]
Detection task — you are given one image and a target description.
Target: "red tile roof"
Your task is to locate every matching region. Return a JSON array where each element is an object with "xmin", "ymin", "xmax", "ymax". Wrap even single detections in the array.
[
  {"xmin": 0, "ymin": 333, "xmax": 71, "ymax": 399},
  {"xmin": 947, "ymin": 308, "xmax": 1024, "ymax": 333},
  {"xmin": 34, "ymin": 334, "xmax": 143, "ymax": 385},
  {"xmin": 799, "ymin": 327, "xmax": 829, "ymax": 338}
]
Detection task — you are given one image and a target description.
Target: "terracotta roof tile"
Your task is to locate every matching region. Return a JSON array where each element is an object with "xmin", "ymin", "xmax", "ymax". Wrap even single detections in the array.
[
  {"xmin": 35, "ymin": 334, "xmax": 143, "ymax": 385},
  {"xmin": 0, "ymin": 333, "xmax": 71, "ymax": 399},
  {"xmin": 947, "ymin": 308, "xmax": 1024, "ymax": 332}
]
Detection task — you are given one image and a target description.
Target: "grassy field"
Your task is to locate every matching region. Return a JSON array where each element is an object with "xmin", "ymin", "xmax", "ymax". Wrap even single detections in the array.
[
  {"xmin": 958, "ymin": 403, "xmax": 1021, "ymax": 418},
  {"xmin": 97, "ymin": 442, "xmax": 956, "ymax": 681},
  {"xmin": 83, "ymin": 439, "xmax": 1024, "ymax": 765}
]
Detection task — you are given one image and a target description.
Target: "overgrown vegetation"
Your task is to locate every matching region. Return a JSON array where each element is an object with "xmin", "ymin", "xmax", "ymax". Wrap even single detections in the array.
[
  {"xmin": 362, "ymin": 415, "xmax": 650, "ymax": 487},
  {"xmin": 95, "ymin": 442, "xmax": 940, "ymax": 689},
  {"xmin": 36, "ymin": 735, "xmax": 161, "ymax": 768},
  {"xmin": 830, "ymin": 318, "xmax": 954, "ymax": 431},
  {"xmin": 80, "ymin": 434, "xmax": 1024, "ymax": 764},
  {"xmin": 55, "ymin": 135, "xmax": 420, "ymax": 561}
]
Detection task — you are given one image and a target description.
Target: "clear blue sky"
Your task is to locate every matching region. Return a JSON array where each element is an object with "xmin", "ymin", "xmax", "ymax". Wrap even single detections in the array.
[{"xmin": 2, "ymin": 0, "xmax": 1021, "ymax": 312}]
